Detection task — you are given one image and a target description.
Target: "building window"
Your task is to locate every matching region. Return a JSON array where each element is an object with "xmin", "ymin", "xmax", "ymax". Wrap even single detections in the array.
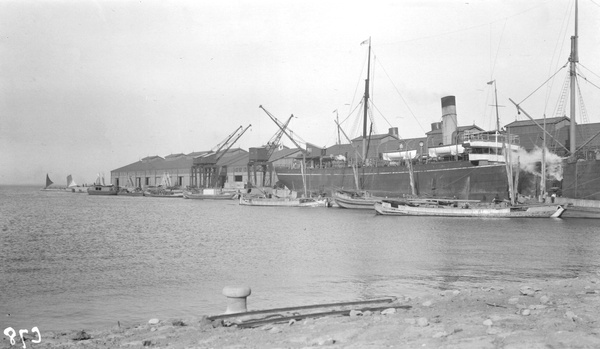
[
  {"xmin": 178, "ymin": 176, "xmax": 183, "ymax": 186},
  {"xmin": 235, "ymin": 175, "xmax": 243, "ymax": 182},
  {"xmin": 145, "ymin": 177, "xmax": 150, "ymax": 185},
  {"xmin": 116, "ymin": 178, "xmax": 119, "ymax": 187}
]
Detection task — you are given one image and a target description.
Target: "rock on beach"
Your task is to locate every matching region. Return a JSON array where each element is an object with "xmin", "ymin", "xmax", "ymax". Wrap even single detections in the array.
[{"xmin": 27, "ymin": 273, "xmax": 600, "ymax": 348}]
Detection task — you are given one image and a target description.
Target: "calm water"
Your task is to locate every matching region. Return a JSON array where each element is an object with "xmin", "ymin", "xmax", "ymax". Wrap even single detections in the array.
[{"xmin": 1, "ymin": 185, "xmax": 599, "ymax": 332}]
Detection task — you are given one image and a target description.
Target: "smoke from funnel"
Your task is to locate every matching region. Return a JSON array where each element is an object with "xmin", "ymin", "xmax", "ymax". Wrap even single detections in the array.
[{"xmin": 513, "ymin": 146, "xmax": 563, "ymax": 181}]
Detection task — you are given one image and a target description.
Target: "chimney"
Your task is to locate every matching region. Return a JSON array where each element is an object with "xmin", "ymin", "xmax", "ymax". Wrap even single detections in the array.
[
  {"xmin": 441, "ymin": 96, "xmax": 458, "ymax": 145},
  {"xmin": 388, "ymin": 127, "xmax": 399, "ymax": 137}
]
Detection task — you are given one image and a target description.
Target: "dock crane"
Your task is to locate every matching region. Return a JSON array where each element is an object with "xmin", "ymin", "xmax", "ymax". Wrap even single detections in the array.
[
  {"xmin": 192, "ymin": 124, "xmax": 251, "ymax": 189},
  {"xmin": 247, "ymin": 113, "xmax": 294, "ymax": 188},
  {"xmin": 258, "ymin": 105, "xmax": 309, "ymax": 197}
]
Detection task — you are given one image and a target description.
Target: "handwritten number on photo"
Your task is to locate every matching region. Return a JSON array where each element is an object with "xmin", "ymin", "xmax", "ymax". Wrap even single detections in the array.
[{"xmin": 3, "ymin": 327, "xmax": 41, "ymax": 348}]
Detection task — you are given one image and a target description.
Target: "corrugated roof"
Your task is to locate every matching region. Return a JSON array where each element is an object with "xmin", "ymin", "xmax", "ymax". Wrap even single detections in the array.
[
  {"xmin": 218, "ymin": 150, "xmax": 249, "ymax": 166},
  {"xmin": 506, "ymin": 116, "xmax": 569, "ymax": 128},
  {"xmin": 269, "ymin": 148, "xmax": 302, "ymax": 161},
  {"xmin": 165, "ymin": 153, "xmax": 186, "ymax": 159},
  {"xmin": 187, "ymin": 151, "xmax": 211, "ymax": 157},
  {"xmin": 426, "ymin": 125, "xmax": 482, "ymax": 135},
  {"xmin": 324, "ymin": 143, "xmax": 355, "ymax": 155},
  {"xmin": 112, "ymin": 156, "xmax": 194, "ymax": 172},
  {"xmin": 351, "ymin": 133, "xmax": 400, "ymax": 142}
]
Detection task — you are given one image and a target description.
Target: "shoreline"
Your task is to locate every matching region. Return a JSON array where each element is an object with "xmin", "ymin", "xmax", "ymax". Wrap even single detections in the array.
[{"xmin": 13, "ymin": 273, "xmax": 600, "ymax": 348}]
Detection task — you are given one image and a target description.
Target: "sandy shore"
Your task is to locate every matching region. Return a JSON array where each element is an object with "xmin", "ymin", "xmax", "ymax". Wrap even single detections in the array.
[{"xmin": 6, "ymin": 273, "xmax": 600, "ymax": 349}]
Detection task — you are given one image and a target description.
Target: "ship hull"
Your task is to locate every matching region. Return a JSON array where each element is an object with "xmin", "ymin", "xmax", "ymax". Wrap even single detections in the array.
[
  {"xmin": 87, "ymin": 185, "xmax": 118, "ymax": 195},
  {"xmin": 275, "ymin": 161, "xmax": 538, "ymax": 201},
  {"xmin": 562, "ymin": 159, "xmax": 600, "ymax": 201}
]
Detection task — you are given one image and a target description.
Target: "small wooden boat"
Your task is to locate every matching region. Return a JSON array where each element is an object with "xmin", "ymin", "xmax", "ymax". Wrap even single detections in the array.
[
  {"xmin": 87, "ymin": 174, "xmax": 118, "ymax": 195},
  {"xmin": 374, "ymin": 199, "xmax": 566, "ymax": 218},
  {"xmin": 333, "ymin": 190, "xmax": 384, "ymax": 209},
  {"xmin": 118, "ymin": 188, "xmax": 144, "ymax": 196},
  {"xmin": 183, "ymin": 189, "xmax": 239, "ymax": 200},
  {"xmin": 143, "ymin": 189, "xmax": 184, "ymax": 198},
  {"xmin": 239, "ymin": 196, "xmax": 329, "ymax": 207}
]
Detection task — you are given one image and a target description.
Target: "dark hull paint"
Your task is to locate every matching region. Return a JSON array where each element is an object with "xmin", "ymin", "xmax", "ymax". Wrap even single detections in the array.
[
  {"xmin": 562, "ymin": 159, "xmax": 600, "ymax": 200},
  {"xmin": 275, "ymin": 161, "xmax": 539, "ymax": 201},
  {"xmin": 87, "ymin": 186, "xmax": 118, "ymax": 195}
]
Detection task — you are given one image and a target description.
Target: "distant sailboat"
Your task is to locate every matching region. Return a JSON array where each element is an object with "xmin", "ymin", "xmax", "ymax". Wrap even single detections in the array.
[
  {"xmin": 67, "ymin": 174, "xmax": 87, "ymax": 193},
  {"xmin": 45, "ymin": 174, "xmax": 53, "ymax": 189},
  {"xmin": 67, "ymin": 175, "xmax": 76, "ymax": 188},
  {"xmin": 41, "ymin": 174, "xmax": 67, "ymax": 191},
  {"xmin": 87, "ymin": 173, "xmax": 118, "ymax": 195}
]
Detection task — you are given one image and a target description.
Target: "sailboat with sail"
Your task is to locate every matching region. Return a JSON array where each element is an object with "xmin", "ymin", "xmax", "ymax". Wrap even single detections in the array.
[
  {"xmin": 40, "ymin": 173, "xmax": 64, "ymax": 191},
  {"xmin": 67, "ymin": 174, "xmax": 87, "ymax": 193},
  {"xmin": 41, "ymin": 174, "xmax": 74, "ymax": 192},
  {"xmin": 118, "ymin": 176, "xmax": 144, "ymax": 196},
  {"xmin": 143, "ymin": 172, "xmax": 183, "ymax": 198},
  {"xmin": 87, "ymin": 173, "xmax": 118, "ymax": 195}
]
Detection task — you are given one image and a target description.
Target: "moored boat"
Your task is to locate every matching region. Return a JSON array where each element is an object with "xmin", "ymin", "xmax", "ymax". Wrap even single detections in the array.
[
  {"xmin": 87, "ymin": 174, "xmax": 118, "ymax": 195},
  {"xmin": 143, "ymin": 188, "xmax": 183, "ymax": 198},
  {"xmin": 143, "ymin": 172, "xmax": 184, "ymax": 198},
  {"xmin": 332, "ymin": 190, "xmax": 383, "ymax": 209},
  {"xmin": 118, "ymin": 188, "xmax": 144, "ymax": 196},
  {"xmin": 273, "ymin": 38, "xmax": 536, "ymax": 201},
  {"xmin": 40, "ymin": 174, "xmax": 71, "ymax": 192},
  {"xmin": 374, "ymin": 199, "xmax": 565, "ymax": 218},
  {"xmin": 183, "ymin": 188, "xmax": 239, "ymax": 200},
  {"xmin": 239, "ymin": 196, "xmax": 329, "ymax": 207},
  {"xmin": 117, "ymin": 177, "xmax": 143, "ymax": 196}
]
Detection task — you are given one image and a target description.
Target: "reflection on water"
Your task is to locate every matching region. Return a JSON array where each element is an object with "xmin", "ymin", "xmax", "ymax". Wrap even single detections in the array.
[{"xmin": 1, "ymin": 185, "xmax": 599, "ymax": 331}]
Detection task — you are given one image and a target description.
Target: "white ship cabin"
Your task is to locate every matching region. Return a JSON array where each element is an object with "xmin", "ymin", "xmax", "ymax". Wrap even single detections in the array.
[{"xmin": 462, "ymin": 130, "xmax": 520, "ymax": 165}]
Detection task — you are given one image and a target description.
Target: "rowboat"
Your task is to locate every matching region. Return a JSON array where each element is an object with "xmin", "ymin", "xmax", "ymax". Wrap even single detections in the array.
[{"xmin": 374, "ymin": 199, "xmax": 566, "ymax": 218}]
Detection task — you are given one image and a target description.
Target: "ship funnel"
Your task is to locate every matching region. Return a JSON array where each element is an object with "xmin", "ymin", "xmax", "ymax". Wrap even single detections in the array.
[{"xmin": 441, "ymin": 96, "xmax": 458, "ymax": 145}]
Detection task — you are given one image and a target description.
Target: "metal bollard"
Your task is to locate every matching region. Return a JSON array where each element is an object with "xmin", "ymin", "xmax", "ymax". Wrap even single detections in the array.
[{"xmin": 222, "ymin": 286, "xmax": 251, "ymax": 314}]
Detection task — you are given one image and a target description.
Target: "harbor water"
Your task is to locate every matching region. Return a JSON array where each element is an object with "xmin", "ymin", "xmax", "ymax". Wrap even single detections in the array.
[{"xmin": 1, "ymin": 185, "xmax": 599, "ymax": 332}]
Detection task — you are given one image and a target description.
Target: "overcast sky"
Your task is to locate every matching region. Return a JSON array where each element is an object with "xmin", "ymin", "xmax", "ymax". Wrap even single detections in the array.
[{"xmin": 2, "ymin": 0, "xmax": 600, "ymax": 185}]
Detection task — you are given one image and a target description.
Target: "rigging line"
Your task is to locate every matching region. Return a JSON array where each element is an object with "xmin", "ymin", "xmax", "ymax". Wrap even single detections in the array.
[
  {"xmin": 348, "ymin": 52, "xmax": 368, "ymax": 116},
  {"xmin": 387, "ymin": 2, "xmax": 549, "ymax": 45},
  {"xmin": 489, "ymin": 18, "xmax": 507, "ymax": 79},
  {"xmin": 374, "ymin": 57, "xmax": 426, "ymax": 134},
  {"xmin": 577, "ymin": 72, "xmax": 600, "ymax": 91},
  {"xmin": 367, "ymin": 104, "xmax": 378, "ymax": 135},
  {"xmin": 339, "ymin": 101, "xmax": 363, "ymax": 125},
  {"xmin": 588, "ymin": 0, "xmax": 600, "ymax": 8},
  {"xmin": 340, "ymin": 101, "xmax": 364, "ymax": 141},
  {"xmin": 370, "ymin": 101, "xmax": 393, "ymax": 129},
  {"xmin": 544, "ymin": 0, "xmax": 572, "ymax": 115},
  {"xmin": 578, "ymin": 63, "xmax": 600, "ymax": 82},
  {"xmin": 518, "ymin": 62, "xmax": 568, "ymax": 105}
]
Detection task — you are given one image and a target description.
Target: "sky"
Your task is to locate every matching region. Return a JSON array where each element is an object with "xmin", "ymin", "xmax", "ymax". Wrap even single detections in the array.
[{"xmin": 2, "ymin": 0, "xmax": 600, "ymax": 185}]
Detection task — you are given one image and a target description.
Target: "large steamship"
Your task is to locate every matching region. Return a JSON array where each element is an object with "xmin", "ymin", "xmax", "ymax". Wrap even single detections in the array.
[
  {"xmin": 275, "ymin": 2, "xmax": 600, "ymax": 203},
  {"xmin": 274, "ymin": 95, "xmax": 537, "ymax": 201}
]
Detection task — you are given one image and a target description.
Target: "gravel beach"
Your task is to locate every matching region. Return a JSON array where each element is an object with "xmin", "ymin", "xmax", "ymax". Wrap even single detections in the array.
[{"xmin": 6, "ymin": 273, "xmax": 600, "ymax": 349}]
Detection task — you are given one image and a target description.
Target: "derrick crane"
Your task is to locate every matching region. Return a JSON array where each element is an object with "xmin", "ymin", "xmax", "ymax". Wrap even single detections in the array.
[
  {"xmin": 258, "ymin": 105, "xmax": 310, "ymax": 197},
  {"xmin": 259, "ymin": 105, "xmax": 307, "ymax": 155},
  {"xmin": 248, "ymin": 112, "xmax": 294, "ymax": 188},
  {"xmin": 192, "ymin": 124, "xmax": 251, "ymax": 189}
]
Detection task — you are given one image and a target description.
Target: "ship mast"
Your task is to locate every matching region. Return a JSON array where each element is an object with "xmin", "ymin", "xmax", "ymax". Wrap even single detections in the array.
[
  {"xmin": 569, "ymin": 0, "xmax": 578, "ymax": 158},
  {"xmin": 362, "ymin": 37, "xmax": 371, "ymax": 162}
]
